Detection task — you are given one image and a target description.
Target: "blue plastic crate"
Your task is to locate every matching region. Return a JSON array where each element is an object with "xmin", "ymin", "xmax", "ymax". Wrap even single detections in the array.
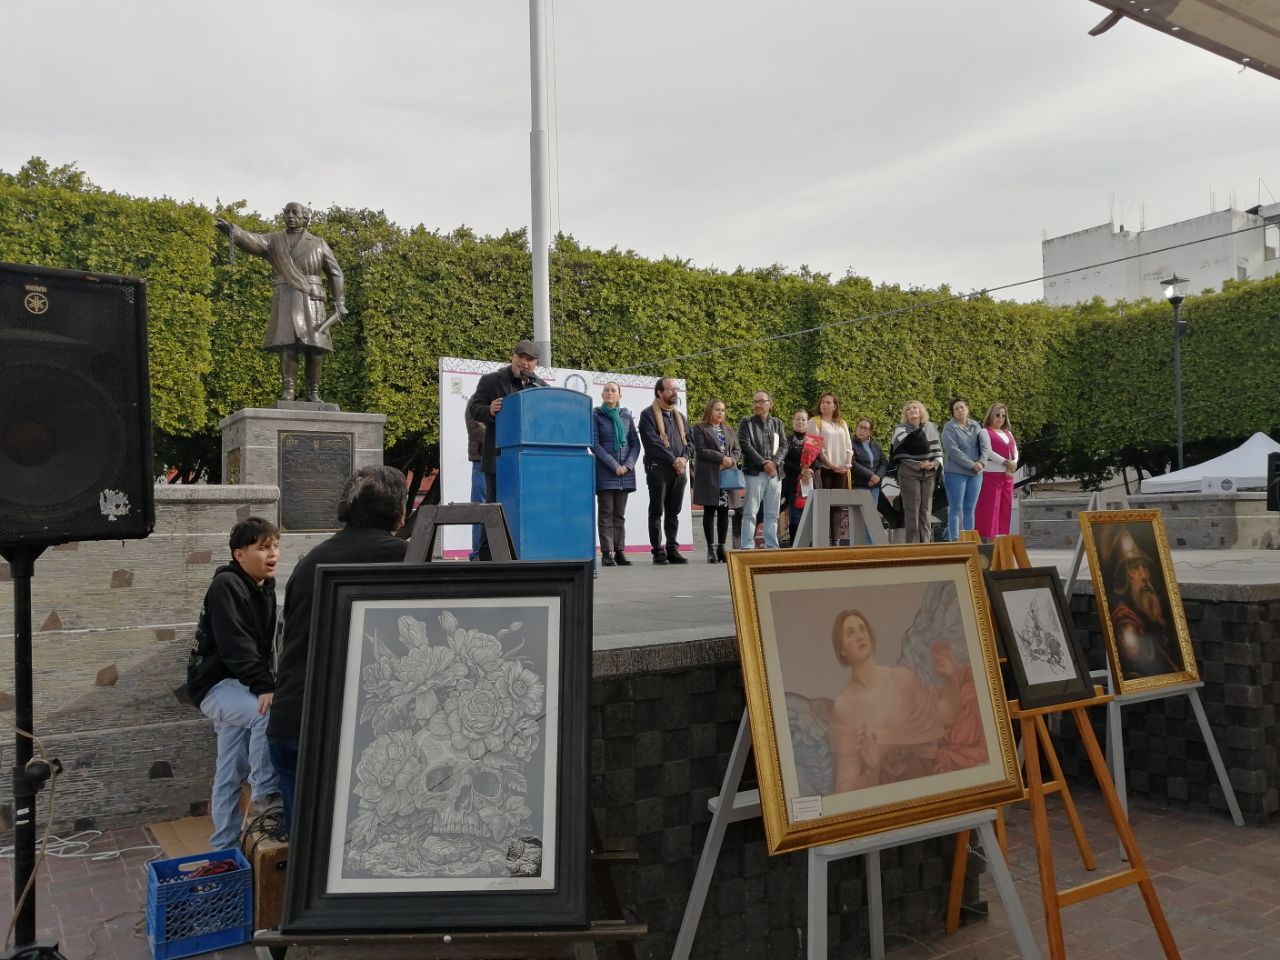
[{"xmin": 146, "ymin": 849, "xmax": 252, "ymax": 960}]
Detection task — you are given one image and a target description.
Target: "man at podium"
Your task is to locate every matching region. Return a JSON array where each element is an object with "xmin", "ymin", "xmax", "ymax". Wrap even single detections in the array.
[{"xmin": 467, "ymin": 339, "xmax": 542, "ymax": 560}]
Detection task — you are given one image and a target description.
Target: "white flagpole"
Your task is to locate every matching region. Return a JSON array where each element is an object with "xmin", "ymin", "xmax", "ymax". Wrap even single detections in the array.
[{"xmin": 529, "ymin": 0, "xmax": 553, "ymax": 366}]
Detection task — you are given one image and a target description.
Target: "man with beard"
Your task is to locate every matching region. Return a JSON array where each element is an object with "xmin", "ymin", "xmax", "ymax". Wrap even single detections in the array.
[{"xmin": 1106, "ymin": 529, "xmax": 1182, "ymax": 678}]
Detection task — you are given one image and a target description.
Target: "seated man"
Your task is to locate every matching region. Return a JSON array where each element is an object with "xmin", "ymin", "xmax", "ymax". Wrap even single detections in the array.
[
  {"xmin": 186, "ymin": 516, "xmax": 282, "ymax": 850},
  {"xmin": 267, "ymin": 466, "xmax": 410, "ymax": 829}
]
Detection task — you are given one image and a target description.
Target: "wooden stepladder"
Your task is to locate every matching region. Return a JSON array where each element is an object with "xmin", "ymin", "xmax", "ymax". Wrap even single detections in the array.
[
  {"xmin": 949, "ymin": 533, "xmax": 1179, "ymax": 959},
  {"xmin": 1017, "ymin": 689, "xmax": 1180, "ymax": 960},
  {"xmin": 946, "ymin": 535, "xmax": 1097, "ymax": 932}
]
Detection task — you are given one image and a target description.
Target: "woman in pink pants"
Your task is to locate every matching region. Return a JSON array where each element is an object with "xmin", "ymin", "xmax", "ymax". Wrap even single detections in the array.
[{"xmin": 974, "ymin": 403, "xmax": 1018, "ymax": 538}]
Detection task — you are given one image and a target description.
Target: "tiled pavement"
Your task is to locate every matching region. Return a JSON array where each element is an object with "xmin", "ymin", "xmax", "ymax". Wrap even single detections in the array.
[
  {"xmin": 883, "ymin": 788, "xmax": 1280, "ymax": 960},
  {"xmin": 0, "ymin": 787, "xmax": 1275, "ymax": 960}
]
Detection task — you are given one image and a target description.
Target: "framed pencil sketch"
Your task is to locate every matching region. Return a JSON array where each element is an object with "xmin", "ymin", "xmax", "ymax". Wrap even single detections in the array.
[
  {"xmin": 1079, "ymin": 509, "xmax": 1198, "ymax": 695},
  {"xmin": 282, "ymin": 561, "xmax": 592, "ymax": 933},
  {"xmin": 725, "ymin": 544, "xmax": 1022, "ymax": 855},
  {"xmin": 984, "ymin": 567, "xmax": 1094, "ymax": 709}
]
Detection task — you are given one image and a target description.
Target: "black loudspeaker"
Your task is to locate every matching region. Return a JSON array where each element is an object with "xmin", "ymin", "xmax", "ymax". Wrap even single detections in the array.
[
  {"xmin": 1268, "ymin": 452, "xmax": 1280, "ymax": 513},
  {"xmin": 0, "ymin": 262, "xmax": 155, "ymax": 547}
]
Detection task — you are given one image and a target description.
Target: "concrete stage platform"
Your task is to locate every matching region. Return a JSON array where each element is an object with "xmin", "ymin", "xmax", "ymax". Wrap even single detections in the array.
[{"xmin": 590, "ymin": 546, "xmax": 1280, "ymax": 654}]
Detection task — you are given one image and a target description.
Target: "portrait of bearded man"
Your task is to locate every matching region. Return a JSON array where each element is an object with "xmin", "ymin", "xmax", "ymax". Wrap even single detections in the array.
[{"xmin": 1102, "ymin": 526, "xmax": 1183, "ymax": 679}]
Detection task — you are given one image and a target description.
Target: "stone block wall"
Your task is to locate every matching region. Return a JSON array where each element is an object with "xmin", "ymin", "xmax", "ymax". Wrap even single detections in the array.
[
  {"xmin": 1022, "ymin": 492, "xmax": 1280, "ymax": 550},
  {"xmin": 1053, "ymin": 585, "xmax": 1280, "ymax": 821},
  {"xmin": 0, "ymin": 484, "xmax": 331, "ymax": 832}
]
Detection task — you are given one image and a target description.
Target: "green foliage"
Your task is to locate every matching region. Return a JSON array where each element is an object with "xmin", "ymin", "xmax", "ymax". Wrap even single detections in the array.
[
  {"xmin": 2, "ymin": 156, "xmax": 1277, "ymax": 486},
  {"xmin": 0, "ymin": 172, "xmax": 213, "ymax": 440}
]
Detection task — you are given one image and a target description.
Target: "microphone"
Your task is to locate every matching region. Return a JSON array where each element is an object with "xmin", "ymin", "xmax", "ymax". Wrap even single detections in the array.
[{"xmin": 519, "ymin": 369, "xmax": 548, "ymax": 387}]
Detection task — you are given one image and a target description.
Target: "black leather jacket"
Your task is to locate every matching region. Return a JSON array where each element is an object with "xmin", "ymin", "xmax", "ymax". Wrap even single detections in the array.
[{"xmin": 737, "ymin": 415, "xmax": 786, "ymax": 476}]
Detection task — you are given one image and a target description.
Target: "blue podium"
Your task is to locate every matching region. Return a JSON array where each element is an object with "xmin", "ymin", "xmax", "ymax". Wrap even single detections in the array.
[{"xmin": 494, "ymin": 387, "xmax": 595, "ymax": 561}]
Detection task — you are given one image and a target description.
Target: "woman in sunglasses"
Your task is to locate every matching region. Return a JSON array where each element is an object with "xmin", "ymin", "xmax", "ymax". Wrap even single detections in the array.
[{"xmin": 974, "ymin": 403, "xmax": 1019, "ymax": 538}]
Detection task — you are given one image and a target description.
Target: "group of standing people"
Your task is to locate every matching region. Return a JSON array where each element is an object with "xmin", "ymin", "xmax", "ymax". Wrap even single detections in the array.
[
  {"xmin": 469, "ymin": 341, "xmax": 1020, "ymax": 563},
  {"xmin": 591, "ymin": 379, "xmax": 791, "ymax": 564},
  {"xmin": 588, "ymin": 379, "xmax": 1020, "ymax": 563},
  {"xmin": 776, "ymin": 393, "xmax": 1019, "ymax": 546},
  {"xmin": 939, "ymin": 398, "xmax": 1020, "ymax": 543}
]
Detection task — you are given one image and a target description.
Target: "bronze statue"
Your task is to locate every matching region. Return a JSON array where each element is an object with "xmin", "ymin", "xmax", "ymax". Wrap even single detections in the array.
[{"xmin": 215, "ymin": 202, "xmax": 347, "ymax": 403}]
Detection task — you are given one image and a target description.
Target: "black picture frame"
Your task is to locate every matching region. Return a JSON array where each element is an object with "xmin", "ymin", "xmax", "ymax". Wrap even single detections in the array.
[
  {"xmin": 282, "ymin": 560, "xmax": 592, "ymax": 933},
  {"xmin": 984, "ymin": 567, "xmax": 1094, "ymax": 710}
]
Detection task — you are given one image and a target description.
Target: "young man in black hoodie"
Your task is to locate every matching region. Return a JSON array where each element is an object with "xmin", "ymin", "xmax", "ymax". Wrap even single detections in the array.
[{"xmin": 186, "ymin": 516, "xmax": 282, "ymax": 850}]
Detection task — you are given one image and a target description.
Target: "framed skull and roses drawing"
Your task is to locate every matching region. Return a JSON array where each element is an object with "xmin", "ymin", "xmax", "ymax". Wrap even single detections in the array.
[{"xmin": 282, "ymin": 561, "xmax": 592, "ymax": 932}]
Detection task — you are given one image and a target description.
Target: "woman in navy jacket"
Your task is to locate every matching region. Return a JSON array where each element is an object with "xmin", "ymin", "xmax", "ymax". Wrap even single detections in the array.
[{"xmin": 592, "ymin": 382, "xmax": 641, "ymax": 566}]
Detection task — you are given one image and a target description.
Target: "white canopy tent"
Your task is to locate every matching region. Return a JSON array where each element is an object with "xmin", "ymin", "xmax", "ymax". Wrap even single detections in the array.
[{"xmin": 1139, "ymin": 432, "xmax": 1280, "ymax": 493}]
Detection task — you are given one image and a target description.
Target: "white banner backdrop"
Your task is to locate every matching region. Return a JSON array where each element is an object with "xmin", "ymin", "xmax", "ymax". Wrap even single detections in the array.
[{"xmin": 437, "ymin": 358, "xmax": 691, "ymax": 558}]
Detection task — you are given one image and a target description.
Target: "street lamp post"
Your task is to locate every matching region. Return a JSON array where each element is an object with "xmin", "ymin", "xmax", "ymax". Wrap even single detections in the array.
[{"xmin": 1161, "ymin": 275, "xmax": 1189, "ymax": 470}]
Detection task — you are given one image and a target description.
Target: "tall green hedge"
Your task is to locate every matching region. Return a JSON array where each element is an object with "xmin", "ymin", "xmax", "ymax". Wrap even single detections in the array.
[
  {"xmin": 2, "ymin": 158, "xmax": 1277, "ymax": 486},
  {"xmin": 0, "ymin": 175, "xmax": 214, "ymax": 438}
]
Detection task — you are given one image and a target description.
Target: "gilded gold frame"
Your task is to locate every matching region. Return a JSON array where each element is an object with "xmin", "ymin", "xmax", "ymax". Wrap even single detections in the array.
[
  {"xmin": 1079, "ymin": 509, "xmax": 1199, "ymax": 696},
  {"xmin": 725, "ymin": 543, "xmax": 1023, "ymax": 855}
]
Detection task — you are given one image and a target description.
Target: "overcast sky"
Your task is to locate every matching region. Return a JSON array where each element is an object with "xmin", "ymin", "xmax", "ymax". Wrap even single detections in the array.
[{"xmin": 2, "ymin": 1, "xmax": 1275, "ymax": 302}]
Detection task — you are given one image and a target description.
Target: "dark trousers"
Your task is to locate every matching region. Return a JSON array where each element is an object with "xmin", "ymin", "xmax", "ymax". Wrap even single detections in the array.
[
  {"xmin": 478, "ymin": 472, "xmax": 497, "ymax": 560},
  {"xmin": 702, "ymin": 504, "xmax": 730, "ymax": 547},
  {"xmin": 596, "ymin": 489, "xmax": 630, "ymax": 554},
  {"xmin": 266, "ymin": 736, "xmax": 299, "ymax": 834},
  {"xmin": 646, "ymin": 463, "xmax": 686, "ymax": 553}
]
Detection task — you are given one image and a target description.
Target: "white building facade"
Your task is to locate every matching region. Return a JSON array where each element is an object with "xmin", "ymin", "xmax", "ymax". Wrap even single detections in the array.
[{"xmin": 1042, "ymin": 202, "xmax": 1280, "ymax": 305}]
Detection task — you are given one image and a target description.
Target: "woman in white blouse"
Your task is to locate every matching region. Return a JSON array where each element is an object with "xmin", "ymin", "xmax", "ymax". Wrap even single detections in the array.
[
  {"xmin": 974, "ymin": 402, "xmax": 1019, "ymax": 538},
  {"xmin": 807, "ymin": 392, "xmax": 853, "ymax": 544}
]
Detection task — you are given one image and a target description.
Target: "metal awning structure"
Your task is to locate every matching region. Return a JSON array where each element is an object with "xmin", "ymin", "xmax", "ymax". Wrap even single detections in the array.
[{"xmin": 1088, "ymin": 0, "xmax": 1280, "ymax": 80}]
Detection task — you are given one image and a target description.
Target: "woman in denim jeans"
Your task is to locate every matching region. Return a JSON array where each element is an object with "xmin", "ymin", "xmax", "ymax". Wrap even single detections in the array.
[{"xmin": 940, "ymin": 397, "xmax": 984, "ymax": 541}]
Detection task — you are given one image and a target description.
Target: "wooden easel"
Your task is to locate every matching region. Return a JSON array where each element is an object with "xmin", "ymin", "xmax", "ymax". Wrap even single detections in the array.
[
  {"xmin": 995, "ymin": 530, "xmax": 1091, "ymax": 860},
  {"xmin": 402, "ymin": 502, "xmax": 515, "ymax": 562},
  {"xmin": 1017, "ymin": 689, "xmax": 1180, "ymax": 960},
  {"xmin": 945, "ymin": 534, "xmax": 1097, "ymax": 934}
]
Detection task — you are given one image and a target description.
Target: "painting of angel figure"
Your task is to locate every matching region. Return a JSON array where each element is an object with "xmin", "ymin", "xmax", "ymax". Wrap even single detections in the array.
[
  {"xmin": 283, "ymin": 561, "xmax": 590, "ymax": 934},
  {"xmin": 328, "ymin": 600, "xmax": 558, "ymax": 892},
  {"xmin": 984, "ymin": 567, "xmax": 1094, "ymax": 709},
  {"xmin": 787, "ymin": 582, "xmax": 989, "ymax": 797},
  {"xmin": 727, "ymin": 545, "xmax": 1021, "ymax": 854}
]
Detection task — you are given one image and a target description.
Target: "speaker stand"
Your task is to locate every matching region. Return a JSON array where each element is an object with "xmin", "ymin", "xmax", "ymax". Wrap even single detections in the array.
[{"xmin": 0, "ymin": 546, "xmax": 64, "ymax": 959}]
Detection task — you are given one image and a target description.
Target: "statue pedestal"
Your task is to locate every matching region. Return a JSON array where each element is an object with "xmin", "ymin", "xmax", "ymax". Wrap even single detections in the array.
[{"xmin": 220, "ymin": 406, "xmax": 387, "ymax": 532}]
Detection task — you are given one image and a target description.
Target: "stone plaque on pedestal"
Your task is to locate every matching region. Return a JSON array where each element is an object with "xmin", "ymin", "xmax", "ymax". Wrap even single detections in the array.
[
  {"xmin": 220, "ymin": 406, "xmax": 387, "ymax": 532},
  {"xmin": 280, "ymin": 431, "xmax": 352, "ymax": 531}
]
